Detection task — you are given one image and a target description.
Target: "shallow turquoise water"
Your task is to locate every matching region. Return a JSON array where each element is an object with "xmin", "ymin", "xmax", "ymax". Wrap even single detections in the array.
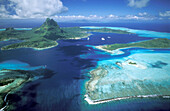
[
  {"xmin": 0, "ymin": 25, "xmax": 169, "ymax": 111},
  {"xmin": 80, "ymin": 47, "xmax": 170, "ymax": 98},
  {"xmin": 0, "ymin": 28, "xmax": 32, "ymax": 31},
  {"xmin": 0, "ymin": 29, "xmax": 5, "ymax": 31},
  {"xmin": 0, "ymin": 60, "xmax": 44, "ymax": 71}
]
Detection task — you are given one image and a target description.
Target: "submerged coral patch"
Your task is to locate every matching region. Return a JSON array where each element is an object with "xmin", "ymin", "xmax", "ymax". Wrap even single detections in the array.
[
  {"xmin": 85, "ymin": 52, "xmax": 170, "ymax": 104},
  {"xmin": 150, "ymin": 61, "xmax": 168, "ymax": 68}
]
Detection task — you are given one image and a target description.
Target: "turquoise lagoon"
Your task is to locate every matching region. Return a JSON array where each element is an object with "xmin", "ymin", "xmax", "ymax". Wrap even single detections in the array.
[
  {"xmin": 0, "ymin": 23, "xmax": 170, "ymax": 111},
  {"xmin": 79, "ymin": 26, "xmax": 170, "ymax": 104},
  {"xmin": 0, "ymin": 28, "xmax": 32, "ymax": 31},
  {"xmin": 0, "ymin": 60, "xmax": 45, "ymax": 71},
  {"xmin": 81, "ymin": 46, "xmax": 170, "ymax": 101}
]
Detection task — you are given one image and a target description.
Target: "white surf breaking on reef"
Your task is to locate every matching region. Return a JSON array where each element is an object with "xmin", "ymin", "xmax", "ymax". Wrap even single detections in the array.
[
  {"xmin": 84, "ymin": 94, "xmax": 170, "ymax": 105},
  {"xmin": 83, "ymin": 50, "xmax": 170, "ymax": 105}
]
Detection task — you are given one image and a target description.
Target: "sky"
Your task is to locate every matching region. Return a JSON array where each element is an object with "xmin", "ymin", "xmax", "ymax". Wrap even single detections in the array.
[{"xmin": 0, "ymin": 0, "xmax": 170, "ymax": 22}]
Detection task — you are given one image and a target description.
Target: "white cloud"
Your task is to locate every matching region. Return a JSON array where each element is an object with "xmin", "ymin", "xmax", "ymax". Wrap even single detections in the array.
[
  {"xmin": 123, "ymin": 14, "xmax": 155, "ymax": 20},
  {"xmin": 128, "ymin": 0, "xmax": 150, "ymax": 8},
  {"xmin": 53, "ymin": 14, "xmax": 156, "ymax": 22},
  {"xmin": 125, "ymin": 15, "xmax": 140, "ymax": 19},
  {"xmin": 138, "ymin": 12, "xmax": 147, "ymax": 16},
  {"xmin": 0, "ymin": 5, "xmax": 11, "ymax": 18},
  {"xmin": 0, "ymin": 5, "xmax": 22, "ymax": 19},
  {"xmin": 54, "ymin": 15, "xmax": 104, "ymax": 22},
  {"xmin": 107, "ymin": 14, "xmax": 118, "ymax": 18},
  {"xmin": 0, "ymin": 5, "xmax": 8, "ymax": 14},
  {"xmin": 159, "ymin": 11, "xmax": 170, "ymax": 17},
  {"xmin": 0, "ymin": 5, "xmax": 159, "ymax": 22},
  {"xmin": 0, "ymin": 0, "xmax": 68, "ymax": 18},
  {"xmin": 54, "ymin": 14, "xmax": 122, "ymax": 22}
]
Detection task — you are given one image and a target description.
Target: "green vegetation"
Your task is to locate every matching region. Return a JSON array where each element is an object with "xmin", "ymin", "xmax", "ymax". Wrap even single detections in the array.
[
  {"xmin": 0, "ymin": 18, "xmax": 135, "ymax": 50},
  {"xmin": 0, "ymin": 18, "xmax": 134, "ymax": 50},
  {"xmin": 0, "ymin": 79, "xmax": 14, "ymax": 86},
  {"xmin": 34, "ymin": 18, "xmax": 65, "ymax": 40},
  {"xmin": 0, "ymin": 18, "xmax": 90, "ymax": 50},
  {"xmin": 129, "ymin": 62, "xmax": 137, "ymax": 65},
  {"xmin": 62, "ymin": 27, "xmax": 92, "ymax": 39},
  {"xmin": 0, "ymin": 68, "xmax": 51, "ymax": 110},
  {"xmin": 81, "ymin": 28, "xmax": 132, "ymax": 34},
  {"xmin": 1, "ymin": 38, "xmax": 57, "ymax": 50},
  {"xmin": 103, "ymin": 38, "xmax": 170, "ymax": 50}
]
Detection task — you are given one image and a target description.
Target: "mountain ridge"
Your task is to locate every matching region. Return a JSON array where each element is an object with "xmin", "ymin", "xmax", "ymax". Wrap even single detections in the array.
[{"xmin": 34, "ymin": 18, "xmax": 65, "ymax": 40}]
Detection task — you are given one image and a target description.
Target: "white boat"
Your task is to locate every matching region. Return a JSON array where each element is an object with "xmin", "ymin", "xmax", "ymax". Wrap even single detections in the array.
[{"xmin": 101, "ymin": 38, "xmax": 105, "ymax": 40}]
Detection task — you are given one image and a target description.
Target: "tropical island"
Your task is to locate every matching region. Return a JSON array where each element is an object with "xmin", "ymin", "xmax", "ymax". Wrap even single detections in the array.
[
  {"xmin": 95, "ymin": 38, "xmax": 170, "ymax": 53},
  {"xmin": 80, "ymin": 27, "xmax": 132, "ymax": 34},
  {"xmin": 0, "ymin": 18, "xmax": 133, "ymax": 51},
  {"xmin": 0, "ymin": 18, "xmax": 89, "ymax": 50},
  {"xmin": 1, "ymin": 18, "xmax": 169, "ymax": 51},
  {"xmin": 1, "ymin": 18, "xmax": 170, "ymax": 107}
]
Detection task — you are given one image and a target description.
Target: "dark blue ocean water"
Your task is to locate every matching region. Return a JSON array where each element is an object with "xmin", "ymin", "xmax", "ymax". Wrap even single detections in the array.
[{"xmin": 0, "ymin": 22, "xmax": 170, "ymax": 111}]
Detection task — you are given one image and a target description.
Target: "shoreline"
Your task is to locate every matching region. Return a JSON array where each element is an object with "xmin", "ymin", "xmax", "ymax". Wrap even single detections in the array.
[
  {"xmin": 33, "ymin": 42, "xmax": 58, "ymax": 51},
  {"xmin": 95, "ymin": 46, "xmax": 124, "ymax": 55},
  {"xmin": 68, "ymin": 33, "xmax": 92, "ymax": 40},
  {"xmin": 1, "ymin": 32, "xmax": 92, "ymax": 51},
  {"xmin": 1, "ymin": 41, "xmax": 58, "ymax": 51},
  {"xmin": 0, "ymin": 91, "xmax": 10, "ymax": 111},
  {"xmin": 95, "ymin": 46, "xmax": 114, "ymax": 54},
  {"xmin": 84, "ymin": 94, "xmax": 170, "ymax": 105},
  {"xmin": 34, "ymin": 33, "xmax": 92, "ymax": 50},
  {"xmin": 84, "ymin": 51, "xmax": 170, "ymax": 105},
  {"xmin": 0, "ymin": 79, "xmax": 27, "ymax": 111},
  {"xmin": 95, "ymin": 45, "xmax": 170, "ymax": 56},
  {"xmin": 0, "ymin": 74, "xmax": 44, "ymax": 111}
]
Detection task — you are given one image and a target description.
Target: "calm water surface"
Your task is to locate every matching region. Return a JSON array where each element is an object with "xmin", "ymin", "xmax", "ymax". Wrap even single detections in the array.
[{"xmin": 0, "ymin": 23, "xmax": 170, "ymax": 111}]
